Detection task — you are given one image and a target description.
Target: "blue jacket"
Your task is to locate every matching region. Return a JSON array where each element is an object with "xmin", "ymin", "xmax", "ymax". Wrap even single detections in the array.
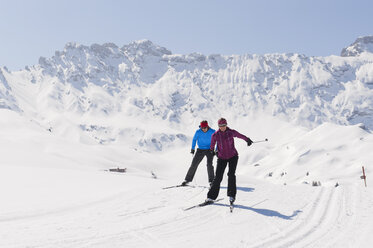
[{"xmin": 191, "ymin": 127, "xmax": 216, "ymax": 150}]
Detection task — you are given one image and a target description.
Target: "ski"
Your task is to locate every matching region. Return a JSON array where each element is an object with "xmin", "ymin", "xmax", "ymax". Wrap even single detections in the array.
[
  {"xmin": 162, "ymin": 184, "xmax": 185, "ymax": 189},
  {"xmin": 184, "ymin": 198, "xmax": 223, "ymax": 211},
  {"xmin": 162, "ymin": 184, "xmax": 195, "ymax": 189}
]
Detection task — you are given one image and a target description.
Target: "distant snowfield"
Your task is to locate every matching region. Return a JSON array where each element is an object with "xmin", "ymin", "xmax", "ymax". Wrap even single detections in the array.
[{"xmin": 1, "ymin": 109, "xmax": 373, "ymax": 248}]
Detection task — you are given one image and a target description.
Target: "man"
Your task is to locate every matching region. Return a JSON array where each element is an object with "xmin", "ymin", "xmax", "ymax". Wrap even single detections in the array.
[
  {"xmin": 205, "ymin": 118, "xmax": 253, "ymax": 204},
  {"xmin": 181, "ymin": 120, "xmax": 216, "ymax": 186}
]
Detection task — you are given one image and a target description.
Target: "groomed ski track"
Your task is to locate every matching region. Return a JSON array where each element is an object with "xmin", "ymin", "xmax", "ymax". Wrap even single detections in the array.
[{"xmin": 1, "ymin": 169, "xmax": 372, "ymax": 248}]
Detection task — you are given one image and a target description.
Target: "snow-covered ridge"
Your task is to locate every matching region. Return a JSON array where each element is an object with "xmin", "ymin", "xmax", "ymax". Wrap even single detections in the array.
[
  {"xmin": 0, "ymin": 68, "xmax": 20, "ymax": 111},
  {"xmin": 341, "ymin": 35, "xmax": 373, "ymax": 56},
  {"xmin": 2, "ymin": 38, "xmax": 373, "ymax": 150}
]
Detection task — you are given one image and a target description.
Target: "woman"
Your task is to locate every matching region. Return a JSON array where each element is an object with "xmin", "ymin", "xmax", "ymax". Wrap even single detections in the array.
[
  {"xmin": 181, "ymin": 120, "xmax": 216, "ymax": 186},
  {"xmin": 205, "ymin": 118, "xmax": 252, "ymax": 204}
]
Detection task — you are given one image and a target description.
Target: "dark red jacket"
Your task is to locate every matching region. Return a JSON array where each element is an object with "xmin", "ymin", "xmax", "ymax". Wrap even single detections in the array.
[{"xmin": 210, "ymin": 127, "xmax": 249, "ymax": 159}]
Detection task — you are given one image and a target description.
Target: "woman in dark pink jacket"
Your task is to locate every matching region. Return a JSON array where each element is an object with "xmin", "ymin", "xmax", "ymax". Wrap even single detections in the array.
[{"xmin": 206, "ymin": 118, "xmax": 253, "ymax": 204}]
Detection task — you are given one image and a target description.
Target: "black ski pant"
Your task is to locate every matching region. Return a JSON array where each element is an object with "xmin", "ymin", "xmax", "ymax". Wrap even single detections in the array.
[
  {"xmin": 184, "ymin": 149, "xmax": 214, "ymax": 183},
  {"xmin": 207, "ymin": 155, "xmax": 238, "ymax": 200}
]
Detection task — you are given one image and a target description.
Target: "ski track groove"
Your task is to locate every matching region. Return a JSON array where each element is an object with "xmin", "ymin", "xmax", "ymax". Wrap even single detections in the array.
[
  {"xmin": 89, "ymin": 203, "xmax": 223, "ymax": 247},
  {"xmin": 308, "ymin": 188, "xmax": 347, "ymax": 247},
  {"xmin": 151, "ymin": 201, "xmax": 223, "ymax": 237},
  {"xmin": 249, "ymin": 185, "xmax": 361, "ymax": 248},
  {"xmin": 3, "ymin": 182, "xmax": 367, "ymax": 248},
  {"xmin": 302, "ymin": 185, "xmax": 365, "ymax": 248},
  {"xmin": 117, "ymin": 185, "xmax": 205, "ymax": 219},
  {"xmin": 278, "ymin": 187, "xmax": 337, "ymax": 248},
  {"xmin": 324, "ymin": 185, "xmax": 362, "ymax": 248},
  {"xmin": 250, "ymin": 187, "xmax": 327, "ymax": 248},
  {"xmin": 85, "ymin": 185, "xmax": 217, "ymax": 247},
  {"xmin": 0, "ymin": 190, "xmax": 132, "ymax": 223},
  {"xmin": 309, "ymin": 187, "xmax": 357, "ymax": 247}
]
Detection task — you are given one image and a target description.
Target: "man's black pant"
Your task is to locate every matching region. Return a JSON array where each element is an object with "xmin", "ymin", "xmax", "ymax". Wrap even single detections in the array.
[
  {"xmin": 185, "ymin": 149, "xmax": 214, "ymax": 183},
  {"xmin": 207, "ymin": 155, "xmax": 238, "ymax": 200}
]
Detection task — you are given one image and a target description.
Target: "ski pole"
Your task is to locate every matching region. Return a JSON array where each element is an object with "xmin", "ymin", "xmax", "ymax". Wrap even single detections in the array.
[{"xmin": 253, "ymin": 138, "xmax": 268, "ymax": 144}]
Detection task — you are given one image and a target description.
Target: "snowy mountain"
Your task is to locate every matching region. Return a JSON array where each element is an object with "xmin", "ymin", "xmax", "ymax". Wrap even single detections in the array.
[
  {"xmin": 1, "ymin": 37, "xmax": 373, "ymax": 248},
  {"xmin": 0, "ymin": 68, "xmax": 20, "ymax": 111},
  {"xmin": 3, "ymin": 38, "xmax": 373, "ymax": 134},
  {"xmin": 2, "ymin": 36, "xmax": 373, "ymax": 183},
  {"xmin": 341, "ymin": 35, "xmax": 373, "ymax": 56}
]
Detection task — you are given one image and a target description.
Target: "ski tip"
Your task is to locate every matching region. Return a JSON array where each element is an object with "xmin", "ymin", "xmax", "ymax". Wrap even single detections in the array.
[{"xmin": 183, "ymin": 198, "xmax": 224, "ymax": 211}]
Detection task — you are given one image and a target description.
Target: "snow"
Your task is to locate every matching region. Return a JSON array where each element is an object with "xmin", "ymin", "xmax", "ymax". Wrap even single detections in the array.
[
  {"xmin": 341, "ymin": 36, "xmax": 373, "ymax": 57},
  {"xmin": 1, "ymin": 37, "xmax": 373, "ymax": 247}
]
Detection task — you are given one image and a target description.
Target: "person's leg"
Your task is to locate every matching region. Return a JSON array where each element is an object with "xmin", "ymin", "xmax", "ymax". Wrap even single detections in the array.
[
  {"xmin": 205, "ymin": 150, "xmax": 215, "ymax": 183},
  {"xmin": 207, "ymin": 158, "xmax": 227, "ymax": 200},
  {"xmin": 184, "ymin": 149, "xmax": 204, "ymax": 182},
  {"xmin": 227, "ymin": 156, "xmax": 238, "ymax": 199}
]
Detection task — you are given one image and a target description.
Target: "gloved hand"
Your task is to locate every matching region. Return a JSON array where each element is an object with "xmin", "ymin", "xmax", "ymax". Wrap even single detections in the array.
[
  {"xmin": 209, "ymin": 149, "xmax": 215, "ymax": 156},
  {"xmin": 247, "ymin": 138, "xmax": 253, "ymax": 146},
  {"xmin": 191, "ymin": 149, "xmax": 195, "ymax": 154}
]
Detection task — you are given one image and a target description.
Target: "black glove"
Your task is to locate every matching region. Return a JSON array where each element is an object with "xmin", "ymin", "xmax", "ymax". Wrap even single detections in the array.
[
  {"xmin": 209, "ymin": 149, "xmax": 215, "ymax": 156},
  {"xmin": 247, "ymin": 138, "xmax": 253, "ymax": 146},
  {"xmin": 191, "ymin": 149, "xmax": 195, "ymax": 154}
]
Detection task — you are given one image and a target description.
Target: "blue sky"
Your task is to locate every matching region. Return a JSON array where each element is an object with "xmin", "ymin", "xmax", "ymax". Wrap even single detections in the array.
[{"xmin": 1, "ymin": 0, "xmax": 372, "ymax": 70}]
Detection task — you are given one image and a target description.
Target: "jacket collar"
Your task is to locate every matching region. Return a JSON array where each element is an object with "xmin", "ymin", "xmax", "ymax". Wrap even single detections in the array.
[
  {"xmin": 199, "ymin": 127, "xmax": 210, "ymax": 132},
  {"xmin": 218, "ymin": 127, "xmax": 230, "ymax": 133}
]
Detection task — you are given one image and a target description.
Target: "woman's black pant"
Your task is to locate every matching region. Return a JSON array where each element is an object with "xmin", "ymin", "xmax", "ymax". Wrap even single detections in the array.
[
  {"xmin": 184, "ymin": 149, "xmax": 215, "ymax": 183},
  {"xmin": 207, "ymin": 155, "xmax": 238, "ymax": 200}
]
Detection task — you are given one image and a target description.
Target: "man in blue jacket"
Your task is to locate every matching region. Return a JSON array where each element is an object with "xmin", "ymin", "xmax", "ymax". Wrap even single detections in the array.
[{"xmin": 181, "ymin": 120, "xmax": 216, "ymax": 186}]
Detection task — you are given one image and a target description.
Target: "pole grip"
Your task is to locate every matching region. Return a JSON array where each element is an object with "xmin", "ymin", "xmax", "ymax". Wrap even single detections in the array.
[{"xmin": 253, "ymin": 138, "xmax": 268, "ymax": 143}]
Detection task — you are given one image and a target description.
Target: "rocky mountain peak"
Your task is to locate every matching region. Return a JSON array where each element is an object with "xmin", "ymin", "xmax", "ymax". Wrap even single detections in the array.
[
  {"xmin": 122, "ymin": 39, "xmax": 172, "ymax": 57},
  {"xmin": 341, "ymin": 36, "xmax": 373, "ymax": 57}
]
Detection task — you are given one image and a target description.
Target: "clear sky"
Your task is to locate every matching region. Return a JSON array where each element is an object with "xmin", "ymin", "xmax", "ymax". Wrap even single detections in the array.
[{"xmin": 1, "ymin": 0, "xmax": 372, "ymax": 70}]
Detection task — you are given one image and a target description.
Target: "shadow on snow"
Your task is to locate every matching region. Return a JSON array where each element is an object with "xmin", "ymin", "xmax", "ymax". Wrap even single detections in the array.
[
  {"xmin": 221, "ymin": 186, "xmax": 255, "ymax": 193},
  {"xmin": 214, "ymin": 203, "xmax": 302, "ymax": 220},
  {"xmin": 195, "ymin": 186, "xmax": 255, "ymax": 193}
]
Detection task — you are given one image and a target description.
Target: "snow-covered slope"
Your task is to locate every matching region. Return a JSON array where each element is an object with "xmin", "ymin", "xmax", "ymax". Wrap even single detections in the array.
[
  {"xmin": 0, "ymin": 68, "xmax": 20, "ymax": 111},
  {"xmin": 1, "ymin": 37, "xmax": 373, "ymax": 247},
  {"xmin": 1, "ymin": 108, "xmax": 373, "ymax": 248}
]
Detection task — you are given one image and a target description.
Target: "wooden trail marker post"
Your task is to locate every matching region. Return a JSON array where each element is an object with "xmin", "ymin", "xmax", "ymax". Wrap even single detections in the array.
[{"xmin": 361, "ymin": 166, "xmax": 367, "ymax": 187}]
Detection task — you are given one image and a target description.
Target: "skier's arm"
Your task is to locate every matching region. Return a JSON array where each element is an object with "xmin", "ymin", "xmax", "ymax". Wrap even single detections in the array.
[
  {"xmin": 233, "ymin": 130, "xmax": 253, "ymax": 146},
  {"xmin": 210, "ymin": 133, "xmax": 216, "ymax": 151},
  {"xmin": 232, "ymin": 129, "xmax": 252, "ymax": 143},
  {"xmin": 191, "ymin": 131, "xmax": 198, "ymax": 150}
]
